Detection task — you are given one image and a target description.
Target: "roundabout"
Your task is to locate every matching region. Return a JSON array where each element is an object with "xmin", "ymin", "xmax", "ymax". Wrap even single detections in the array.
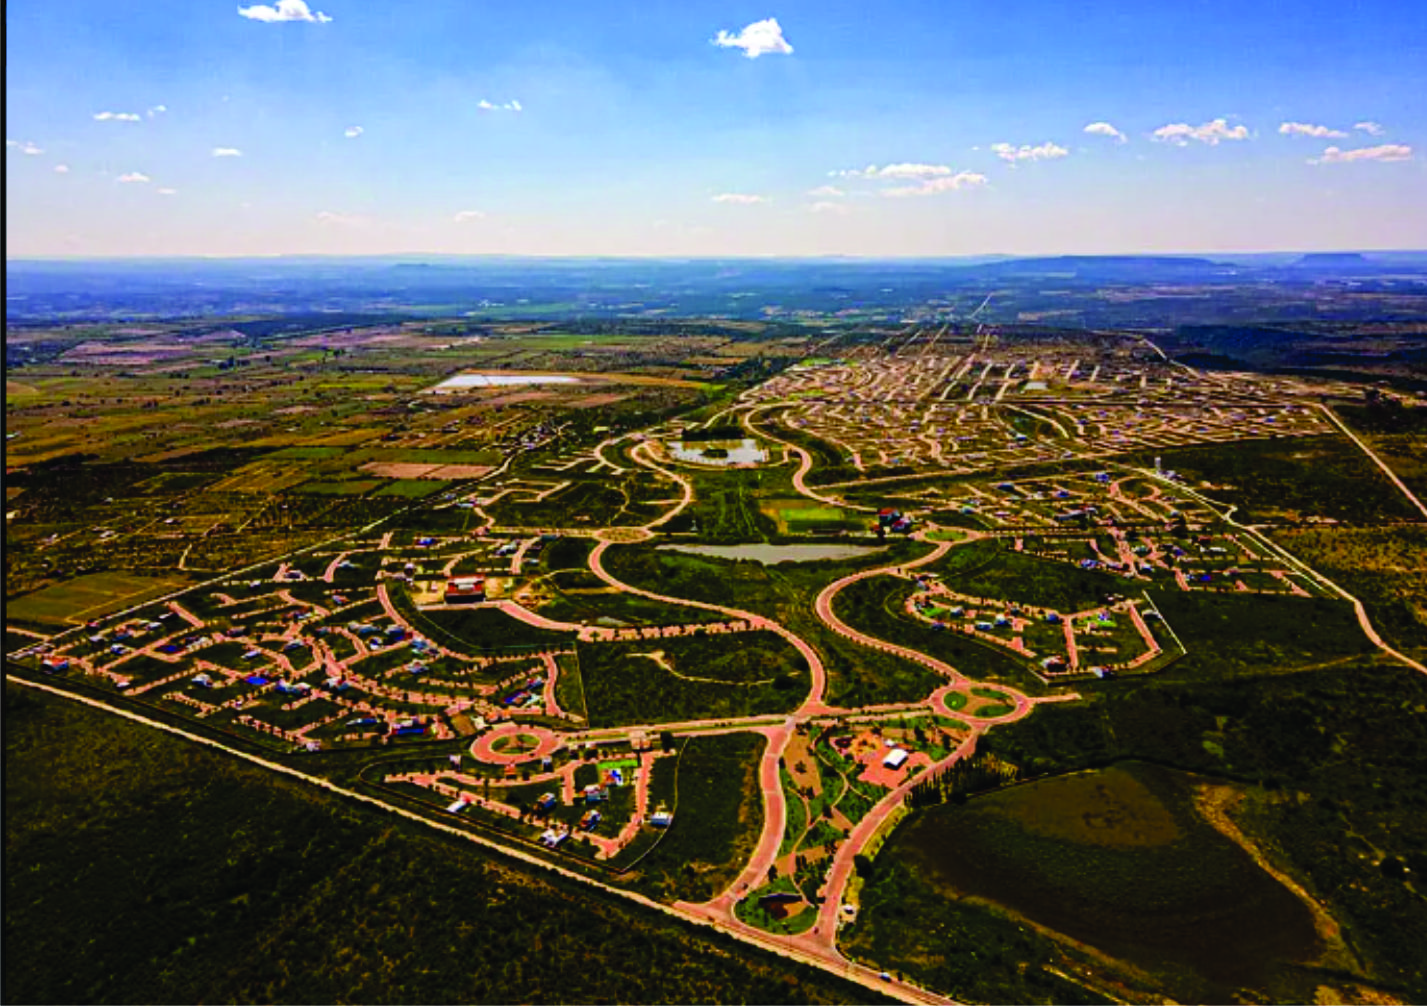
[{"xmin": 471, "ymin": 724, "xmax": 562, "ymax": 765}]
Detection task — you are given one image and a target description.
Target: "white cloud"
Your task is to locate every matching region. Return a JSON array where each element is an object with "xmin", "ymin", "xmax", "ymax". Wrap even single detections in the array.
[
  {"xmin": 510, "ymin": 99, "xmax": 522, "ymax": 112},
  {"xmin": 1279, "ymin": 121, "xmax": 1347, "ymax": 138},
  {"xmin": 238, "ymin": 0, "xmax": 331, "ymax": 22},
  {"xmin": 211, "ymin": 147, "xmax": 243, "ymax": 157},
  {"xmin": 712, "ymin": 193, "xmax": 769, "ymax": 204},
  {"xmin": 807, "ymin": 184, "xmax": 844, "ymax": 197},
  {"xmin": 883, "ymin": 171, "xmax": 988, "ymax": 197},
  {"xmin": 53, "ymin": 163, "xmax": 69, "ymax": 173},
  {"xmin": 93, "ymin": 111, "xmax": 142, "ymax": 121},
  {"xmin": 808, "ymin": 201, "xmax": 849, "ymax": 215},
  {"xmin": 147, "ymin": 104, "xmax": 167, "ymax": 118},
  {"xmin": 157, "ymin": 187, "xmax": 177, "ymax": 195},
  {"xmin": 1354, "ymin": 121, "xmax": 1385, "ymax": 136},
  {"xmin": 833, "ymin": 163, "xmax": 952, "ymax": 180},
  {"xmin": 712, "ymin": 17, "xmax": 793, "ymax": 58},
  {"xmin": 315, "ymin": 210, "xmax": 368, "ymax": 226},
  {"xmin": 990, "ymin": 141, "xmax": 1070, "ymax": 164},
  {"xmin": 1151, "ymin": 118, "xmax": 1250, "ymax": 146},
  {"xmin": 12, "ymin": 141, "xmax": 45, "ymax": 155},
  {"xmin": 1083, "ymin": 121, "xmax": 1126, "ymax": 143},
  {"xmin": 116, "ymin": 172, "xmax": 151, "ymax": 183},
  {"xmin": 876, "ymin": 163, "xmax": 953, "ymax": 179},
  {"xmin": 477, "ymin": 99, "xmax": 522, "ymax": 112},
  {"xmin": 452, "ymin": 210, "xmax": 486, "ymax": 222},
  {"xmin": 1310, "ymin": 143, "xmax": 1413, "ymax": 164},
  {"xmin": 344, "ymin": 125, "xmax": 364, "ymax": 138}
]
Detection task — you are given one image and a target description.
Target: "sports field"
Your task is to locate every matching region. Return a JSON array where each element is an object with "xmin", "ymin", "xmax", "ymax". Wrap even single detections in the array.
[{"xmin": 762, "ymin": 498, "xmax": 854, "ymax": 534}]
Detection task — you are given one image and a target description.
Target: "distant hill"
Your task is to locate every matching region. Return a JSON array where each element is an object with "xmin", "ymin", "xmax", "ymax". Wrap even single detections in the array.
[
  {"xmin": 1295, "ymin": 252, "xmax": 1369, "ymax": 267},
  {"xmin": 966, "ymin": 255, "xmax": 1230, "ymax": 278}
]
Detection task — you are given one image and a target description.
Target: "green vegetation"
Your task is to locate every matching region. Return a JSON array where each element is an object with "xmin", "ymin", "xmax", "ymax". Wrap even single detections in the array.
[
  {"xmin": 1273, "ymin": 525, "xmax": 1427, "ymax": 660},
  {"xmin": 389, "ymin": 590, "xmax": 576, "ymax": 655},
  {"xmin": 847, "ymin": 845, "xmax": 1128, "ymax": 1004},
  {"xmin": 973, "ymin": 662, "xmax": 1427, "ymax": 1000},
  {"xmin": 832, "ymin": 576, "xmax": 1039, "ymax": 694},
  {"xmin": 293, "ymin": 479, "xmax": 382, "ymax": 496},
  {"xmin": 936, "ymin": 539, "xmax": 1137, "ymax": 613},
  {"xmin": 1129, "ymin": 436, "xmax": 1423, "ymax": 524},
  {"xmin": 7, "ymin": 571, "xmax": 188, "ymax": 626},
  {"xmin": 372, "ymin": 479, "xmax": 449, "ymax": 498},
  {"xmin": 4, "ymin": 684, "xmax": 870, "ymax": 1005},
  {"xmin": 602, "ymin": 541, "xmax": 947, "ymax": 706},
  {"xmin": 616, "ymin": 732, "xmax": 766, "ymax": 903},
  {"xmin": 577, "ymin": 631, "xmax": 807, "ymax": 727}
]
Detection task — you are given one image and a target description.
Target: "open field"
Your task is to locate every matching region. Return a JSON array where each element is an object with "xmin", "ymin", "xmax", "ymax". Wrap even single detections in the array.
[{"xmin": 6, "ymin": 572, "xmax": 188, "ymax": 626}]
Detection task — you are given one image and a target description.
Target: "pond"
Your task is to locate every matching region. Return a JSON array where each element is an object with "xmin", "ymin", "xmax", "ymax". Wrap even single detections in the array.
[
  {"xmin": 660, "ymin": 543, "xmax": 885, "ymax": 564},
  {"xmin": 891, "ymin": 762, "xmax": 1320, "ymax": 999},
  {"xmin": 428, "ymin": 373, "xmax": 583, "ymax": 392},
  {"xmin": 668, "ymin": 438, "xmax": 768, "ymax": 466}
]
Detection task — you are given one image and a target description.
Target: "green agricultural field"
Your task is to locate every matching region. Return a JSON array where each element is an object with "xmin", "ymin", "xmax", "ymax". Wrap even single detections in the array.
[
  {"xmin": 7, "ymin": 572, "xmax": 189, "ymax": 626},
  {"xmin": 372, "ymin": 479, "xmax": 450, "ymax": 498},
  {"xmin": 265, "ymin": 446, "xmax": 347, "ymax": 460},
  {"xmin": 577, "ymin": 630, "xmax": 808, "ymax": 727},
  {"xmin": 292, "ymin": 479, "xmax": 381, "ymax": 496}
]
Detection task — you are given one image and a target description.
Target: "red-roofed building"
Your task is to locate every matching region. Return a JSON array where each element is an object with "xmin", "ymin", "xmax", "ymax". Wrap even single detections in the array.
[{"xmin": 444, "ymin": 576, "xmax": 485, "ymax": 604}]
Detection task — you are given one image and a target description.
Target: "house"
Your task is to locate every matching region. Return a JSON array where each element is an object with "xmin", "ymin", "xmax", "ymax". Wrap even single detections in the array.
[
  {"xmin": 650, "ymin": 809, "xmax": 673, "ymax": 827},
  {"xmin": 583, "ymin": 784, "xmax": 605, "ymax": 803},
  {"xmin": 446, "ymin": 799, "xmax": 469, "ymax": 814},
  {"xmin": 579, "ymin": 809, "xmax": 602, "ymax": 830},
  {"xmin": 535, "ymin": 792, "xmax": 557, "ymax": 812},
  {"xmin": 882, "ymin": 748, "xmax": 911, "ymax": 770},
  {"xmin": 444, "ymin": 576, "xmax": 486, "ymax": 604}
]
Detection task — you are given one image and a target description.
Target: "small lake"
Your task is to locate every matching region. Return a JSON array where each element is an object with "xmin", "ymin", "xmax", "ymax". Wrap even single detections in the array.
[
  {"xmin": 429, "ymin": 373, "xmax": 582, "ymax": 392},
  {"xmin": 660, "ymin": 543, "xmax": 885, "ymax": 564},
  {"xmin": 668, "ymin": 438, "xmax": 768, "ymax": 466}
]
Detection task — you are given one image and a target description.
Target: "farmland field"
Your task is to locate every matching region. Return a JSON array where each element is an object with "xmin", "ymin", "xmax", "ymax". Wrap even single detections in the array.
[{"xmin": 7, "ymin": 572, "xmax": 188, "ymax": 626}]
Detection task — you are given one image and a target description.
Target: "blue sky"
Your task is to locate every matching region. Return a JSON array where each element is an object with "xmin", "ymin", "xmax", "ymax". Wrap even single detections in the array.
[{"xmin": 6, "ymin": 0, "xmax": 1425, "ymax": 256}]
